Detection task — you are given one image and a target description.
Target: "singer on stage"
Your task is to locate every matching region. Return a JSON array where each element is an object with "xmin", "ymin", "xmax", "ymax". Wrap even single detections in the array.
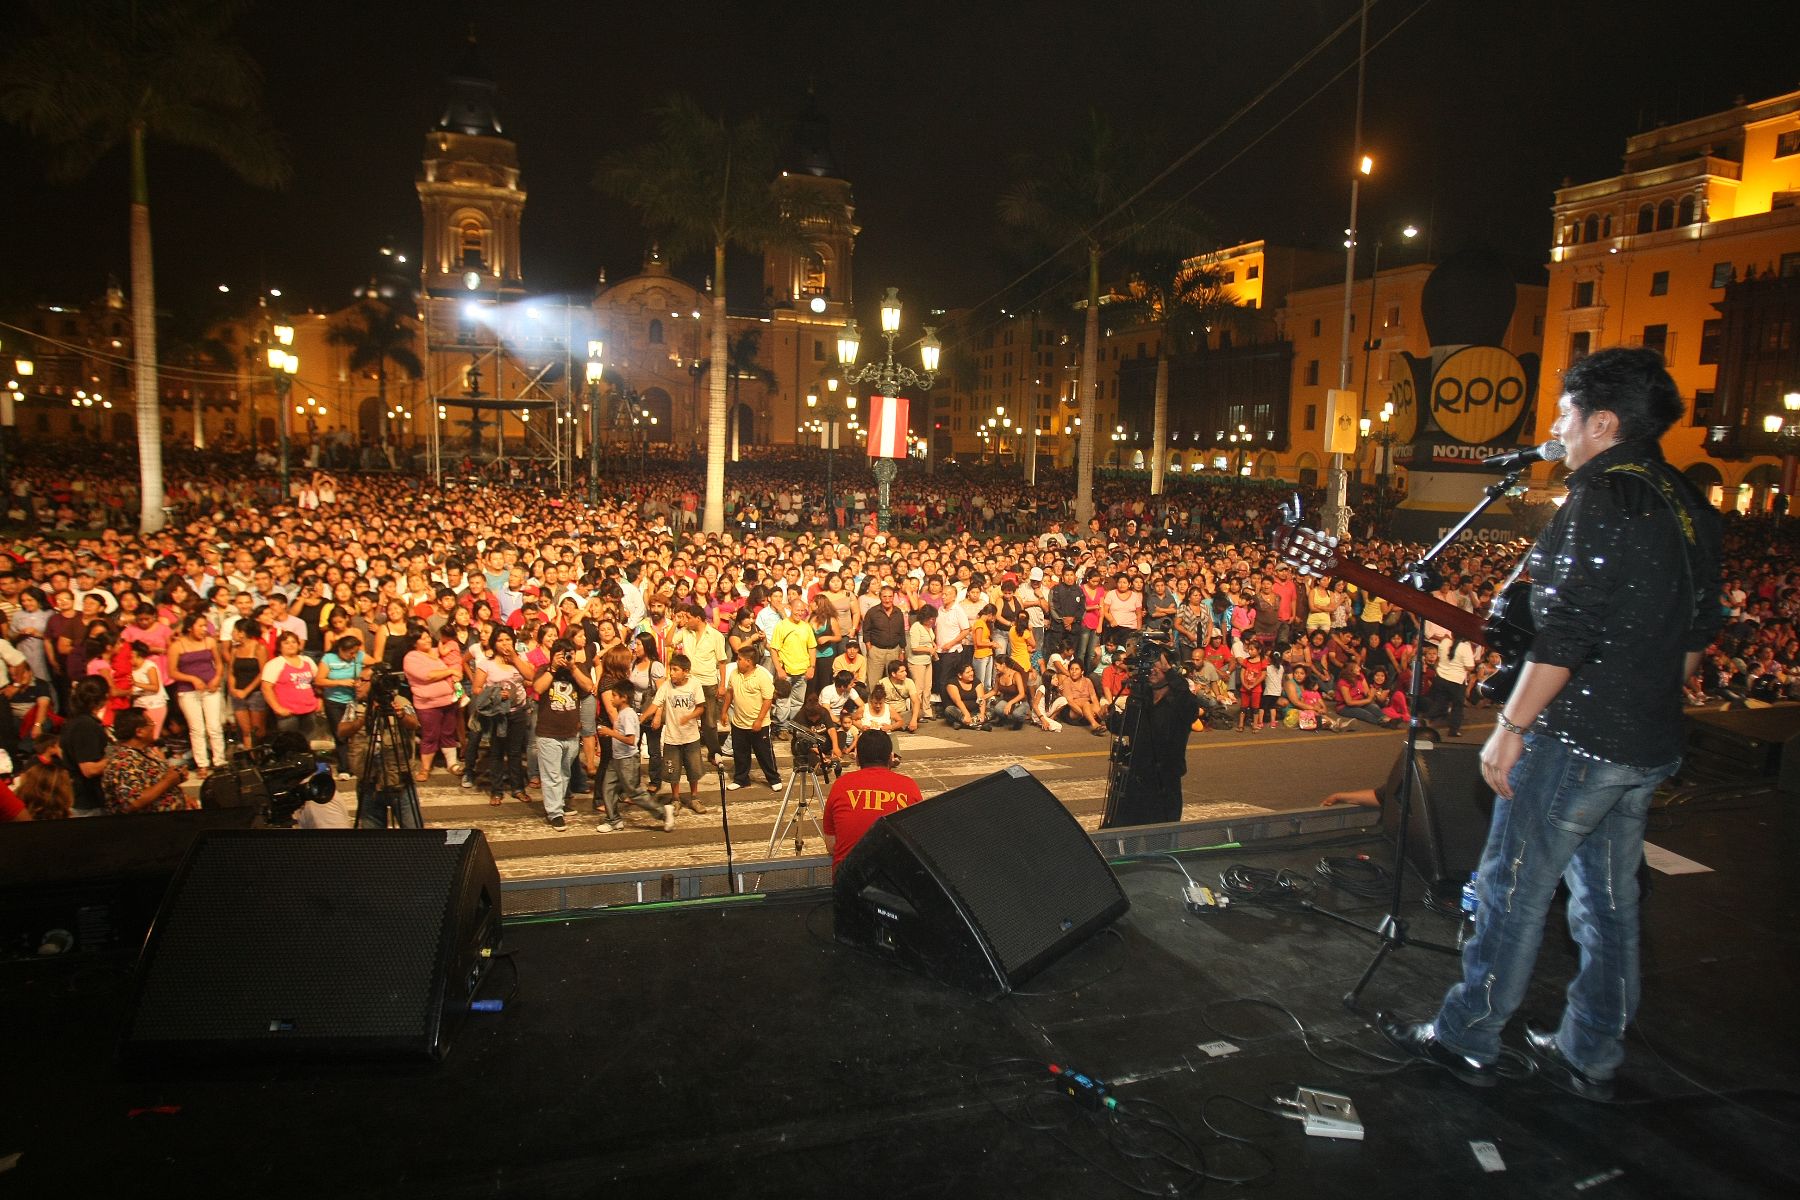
[{"xmin": 1380, "ymin": 347, "xmax": 1721, "ymax": 1100}]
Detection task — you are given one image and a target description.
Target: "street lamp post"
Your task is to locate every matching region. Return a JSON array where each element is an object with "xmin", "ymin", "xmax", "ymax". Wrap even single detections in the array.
[
  {"xmin": 1360, "ymin": 402, "xmax": 1398, "ymax": 532},
  {"xmin": 1763, "ymin": 390, "xmax": 1800, "ymax": 524},
  {"xmin": 806, "ymin": 376, "xmax": 853, "ymax": 529},
  {"xmin": 266, "ymin": 325, "xmax": 297, "ymax": 498},
  {"xmin": 838, "ymin": 288, "xmax": 940, "ymax": 532},
  {"xmin": 1, "ymin": 352, "xmax": 28, "ymax": 510},
  {"xmin": 586, "ymin": 340, "xmax": 603, "ymax": 503},
  {"xmin": 1358, "ymin": 223, "xmax": 1420, "ymax": 442}
]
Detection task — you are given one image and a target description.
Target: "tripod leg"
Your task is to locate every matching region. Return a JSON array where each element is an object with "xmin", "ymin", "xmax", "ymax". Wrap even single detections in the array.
[{"xmin": 1343, "ymin": 936, "xmax": 1398, "ymax": 1013}]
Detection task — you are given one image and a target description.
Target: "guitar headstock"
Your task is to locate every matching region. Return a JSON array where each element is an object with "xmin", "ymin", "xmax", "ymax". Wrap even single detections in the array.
[{"xmin": 1271, "ymin": 525, "xmax": 1341, "ymax": 577}]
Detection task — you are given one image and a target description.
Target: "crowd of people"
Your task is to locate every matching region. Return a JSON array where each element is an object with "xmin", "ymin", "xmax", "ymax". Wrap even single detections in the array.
[{"xmin": 0, "ymin": 441, "xmax": 1791, "ymax": 826}]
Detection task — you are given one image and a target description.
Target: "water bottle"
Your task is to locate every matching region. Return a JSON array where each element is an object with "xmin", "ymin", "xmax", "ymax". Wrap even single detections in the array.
[{"xmin": 1457, "ymin": 871, "xmax": 1480, "ymax": 948}]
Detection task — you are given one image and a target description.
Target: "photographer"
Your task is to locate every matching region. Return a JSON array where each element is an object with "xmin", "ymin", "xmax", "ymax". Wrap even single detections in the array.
[
  {"xmin": 337, "ymin": 664, "xmax": 422, "ymax": 829},
  {"xmin": 787, "ymin": 695, "xmax": 844, "ymax": 780},
  {"xmin": 531, "ymin": 637, "xmax": 590, "ymax": 831},
  {"xmin": 1102, "ymin": 641, "xmax": 1200, "ymax": 828}
]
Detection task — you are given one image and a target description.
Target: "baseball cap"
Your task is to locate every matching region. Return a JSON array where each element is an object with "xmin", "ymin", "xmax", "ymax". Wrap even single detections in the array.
[{"xmin": 1028, "ymin": 567, "xmax": 1044, "ymax": 582}]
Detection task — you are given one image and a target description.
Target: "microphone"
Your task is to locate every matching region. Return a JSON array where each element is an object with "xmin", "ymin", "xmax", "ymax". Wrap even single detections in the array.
[{"xmin": 1482, "ymin": 441, "xmax": 1567, "ymax": 470}]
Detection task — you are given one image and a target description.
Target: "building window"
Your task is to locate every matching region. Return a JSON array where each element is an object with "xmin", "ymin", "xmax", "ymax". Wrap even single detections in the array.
[
  {"xmin": 1699, "ymin": 319, "xmax": 1722, "ymax": 365},
  {"xmin": 1582, "ymin": 214, "xmax": 1599, "ymax": 242},
  {"xmin": 1782, "ymin": 252, "xmax": 1800, "ymax": 278},
  {"xmin": 1384, "ymin": 304, "xmax": 1400, "ymax": 329},
  {"xmin": 1637, "ymin": 203, "xmax": 1655, "ymax": 234},
  {"xmin": 459, "ymin": 219, "xmax": 485, "ymax": 267},
  {"xmin": 1655, "ymin": 199, "xmax": 1675, "ymax": 231},
  {"xmin": 1692, "ymin": 390, "xmax": 1715, "ymax": 427},
  {"xmin": 1678, "ymin": 195, "xmax": 1697, "ymax": 226},
  {"xmin": 1574, "ymin": 280, "xmax": 1595, "ymax": 308},
  {"xmin": 1311, "ymin": 318, "xmax": 1321, "ymax": 337},
  {"xmin": 1569, "ymin": 331, "xmax": 1591, "ymax": 363},
  {"xmin": 1304, "ymin": 404, "xmax": 1317, "ymax": 431},
  {"xmin": 1642, "ymin": 323, "xmax": 1669, "ymax": 356},
  {"xmin": 813, "ymin": 338, "xmax": 824, "ymax": 361},
  {"xmin": 1304, "ymin": 360, "xmax": 1320, "ymax": 386},
  {"xmin": 1776, "ymin": 130, "xmax": 1800, "ymax": 157},
  {"xmin": 1246, "ymin": 265, "xmax": 1260, "ymax": 280},
  {"xmin": 1764, "ymin": 315, "xmax": 1793, "ymax": 352},
  {"xmin": 1603, "ymin": 214, "xmax": 1613, "ymax": 238},
  {"xmin": 1650, "ymin": 270, "xmax": 1669, "ymax": 296},
  {"xmin": 1712, "ymin": 262, "xmax": 1734, "ymax": 288}
]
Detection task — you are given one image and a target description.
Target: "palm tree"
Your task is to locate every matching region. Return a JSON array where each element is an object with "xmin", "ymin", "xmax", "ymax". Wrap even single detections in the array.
[
  {"xmin": 1116, "ymin": 248, "xmax": 1245, "ymax": 495},
  {"xmin": 326, "ymin": 299, "xmax": 424, "ymax": 453},
  {"xmin": 0, "ymin": 0, "xmax": 288, "ymax": 533},
  {"xmin": 598, "ymin": 95, "xmax": 813, "ymax": 534},
  {"xmin": 699, "ymin": 329, "xmax": 778, "ymax": 461},
  {"xmin": 1000, "ymin": 112, "xmax": 1157, "ymax": 527}
]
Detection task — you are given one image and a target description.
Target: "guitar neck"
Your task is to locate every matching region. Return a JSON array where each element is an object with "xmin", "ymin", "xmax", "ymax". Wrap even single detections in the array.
[{"xmin": 1326, "ymin": 558, "xmax": 1491, "ymax": 647}]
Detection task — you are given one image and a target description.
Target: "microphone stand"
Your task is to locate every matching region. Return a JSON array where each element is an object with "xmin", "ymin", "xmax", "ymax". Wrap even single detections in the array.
[
  {"xmin": 714, "ymin": 757, "xmax": 738, "ymax": 894},
  {"xmin": 1306, "ymin": 467, "xmax": 1526, "ymax": 1013}
]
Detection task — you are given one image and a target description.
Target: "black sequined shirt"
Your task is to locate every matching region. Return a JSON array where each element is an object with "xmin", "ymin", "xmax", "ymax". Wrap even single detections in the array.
[{"xmin": 1526, "ymin": 439, "xmax": 1722, "ymax": 768}]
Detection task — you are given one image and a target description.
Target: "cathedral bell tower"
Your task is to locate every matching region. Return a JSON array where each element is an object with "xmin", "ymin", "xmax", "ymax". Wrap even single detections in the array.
[
  {"xmin": 764, "ymin": 92, "xmax": 857, "ymax": 321},
  {"xmin": 417, "ymin": 36, "xmax": 527, "ymax": 301}
]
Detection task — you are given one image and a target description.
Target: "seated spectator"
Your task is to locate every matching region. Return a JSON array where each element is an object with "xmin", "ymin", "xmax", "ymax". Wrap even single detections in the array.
[
  {"xmin": 880, "ymin": 658, "xmax": 921, "ymax": 732},
  {"xmin": 1334, "ymin": 663, "xmax": 1396, "ymax": 728},
  {"xmin": 103, "ymin": 709, "xmax": 193, "ymax": 814},
  {"xmin": 1052, "ymin": 658, "xmax": 1110, "ymax": 735},
  {"xmin": 942, "ymin": 663, "xmax": 989, "ymax": 730},
  {"xmin": 987, "ymin": 658, "xmax": 1033, "ymax": 730}
]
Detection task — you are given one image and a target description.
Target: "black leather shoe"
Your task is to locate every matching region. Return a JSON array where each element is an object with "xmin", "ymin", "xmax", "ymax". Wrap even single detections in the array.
[
  {"xmin": 1524, "ymin": 1024, "xmax": 1614, "ymax": 1101},
  {"xmin": 1376, "ymin": 1013, "xmax": 1498, "ymax": 1087}
]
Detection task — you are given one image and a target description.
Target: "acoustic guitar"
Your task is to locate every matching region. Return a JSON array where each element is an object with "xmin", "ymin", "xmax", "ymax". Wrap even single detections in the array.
[{"xmin": 1270, "ymin": 524, "xmax": 1535, "ymax": 703}]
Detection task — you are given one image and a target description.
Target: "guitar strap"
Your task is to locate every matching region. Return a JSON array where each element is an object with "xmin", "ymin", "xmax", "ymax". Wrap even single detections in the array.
[{"xmin": 1601, "ymin": 459, "xmax": 1702, "ymax": 630}]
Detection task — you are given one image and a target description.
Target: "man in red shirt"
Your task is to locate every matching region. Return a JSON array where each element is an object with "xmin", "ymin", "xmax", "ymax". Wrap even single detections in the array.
[{"xmin": 822, "ymin": 730, "xmax": 924, "ymax": 875}]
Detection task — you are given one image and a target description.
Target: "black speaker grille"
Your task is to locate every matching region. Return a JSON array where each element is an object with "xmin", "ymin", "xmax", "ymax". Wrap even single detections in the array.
[
  {"xmin": 128, "ymin": 836, "xmax": 460, "ymax": 1045},
  {"xmin": 890, "ymin": 769, "xmax": 1122, "ymax": 977}
]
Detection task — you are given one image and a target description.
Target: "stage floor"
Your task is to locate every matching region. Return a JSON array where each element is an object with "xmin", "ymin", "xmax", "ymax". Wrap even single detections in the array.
[{"xmin": 5, "ymin": 787, "xmax": 1797, "ymax": 1199}]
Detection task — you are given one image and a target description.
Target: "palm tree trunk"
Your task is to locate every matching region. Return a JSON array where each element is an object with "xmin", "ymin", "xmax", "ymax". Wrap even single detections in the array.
[
  {"xmin": 1150, "ymin": 335, "xmax": 1169, "ymax": 496},
  {"xmin": 730, "ymin": 372, "xmax": 741, "ymax": 463},
  {"xmin": 1075, "ymin": 244, "xmax": 1100, "ymax": 528},
  {"xmin": 703, "ymin": 242, "xmax": 729, "ymax": 534},
  {"xmin": 129, "ymin": 124, "xmax": 165, "ymax": 534},
  {"xmin": 377, "ymin": 361, "xmax": 389, "ymax": 450},
  {"xmin": 191, "ymin": 388, "xmax": 204, "ymax": 450}
]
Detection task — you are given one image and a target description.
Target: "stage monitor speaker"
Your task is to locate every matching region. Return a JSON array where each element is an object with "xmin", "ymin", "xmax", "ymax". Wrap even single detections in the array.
[
  {"xmin": 121, "ymin": 829, "xmax": 503, "ymax": 1063},
  {"xmin": 1381, "ymin": 742, "xmax": 1494, "ymax": 893},
  {"xmin": 834, "ymin": 765, "xmax": 1128, "ymax": 997}
]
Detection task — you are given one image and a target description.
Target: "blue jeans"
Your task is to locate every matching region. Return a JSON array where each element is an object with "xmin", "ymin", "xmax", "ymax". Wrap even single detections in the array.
[{"xmin": 1433, "ymin": 734, "xmax": 1678, "ymax": 1080}]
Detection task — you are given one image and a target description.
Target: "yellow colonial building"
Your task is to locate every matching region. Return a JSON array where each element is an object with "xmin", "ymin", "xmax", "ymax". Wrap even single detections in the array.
[{"xmin": 1538, "ymin": 87, "xmax": 1800, "ymax": 509}]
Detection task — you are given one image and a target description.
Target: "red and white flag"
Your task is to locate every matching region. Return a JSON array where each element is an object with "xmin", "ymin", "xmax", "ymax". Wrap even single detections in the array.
[{"xmin": 865, "ymin": 394, "xmax": 910, "ymax": 459}]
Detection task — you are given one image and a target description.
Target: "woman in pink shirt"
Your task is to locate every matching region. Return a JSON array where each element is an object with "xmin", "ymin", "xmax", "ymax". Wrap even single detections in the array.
[
  {"xmin": 259, "ymin": 631, "xmax": 319, "ymax": 735},
  {"xmin": 404, "ymin": 625, "xmax": 462, "ymax": 783}
]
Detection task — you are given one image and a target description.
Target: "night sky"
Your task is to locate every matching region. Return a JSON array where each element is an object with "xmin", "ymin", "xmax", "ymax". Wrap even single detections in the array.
[{"xmin": 2, "ymin": 0, "xmax": 1795, "ymax": 335}]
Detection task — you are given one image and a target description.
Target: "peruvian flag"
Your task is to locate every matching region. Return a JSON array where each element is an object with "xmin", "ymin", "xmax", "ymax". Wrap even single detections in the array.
[{"xmin": 865, "ymin": 394, "xmax": 910, "ymax": 459}]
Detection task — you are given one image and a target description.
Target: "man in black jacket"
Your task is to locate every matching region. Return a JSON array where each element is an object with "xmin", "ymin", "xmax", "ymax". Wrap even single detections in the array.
[
  {"xmin": 1380, "ymin": 347, "xmax": 1722, "ymax": 1101},
  {"xmin": 1046, "ymin": 566, "xmax": 1084, "ymax": 666}
]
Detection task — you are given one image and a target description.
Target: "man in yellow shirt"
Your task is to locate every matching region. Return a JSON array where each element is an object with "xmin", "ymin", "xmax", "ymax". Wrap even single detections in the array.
[{"xmin": 724, "ymin": 643, "xmax": 781, "ymax": 790}]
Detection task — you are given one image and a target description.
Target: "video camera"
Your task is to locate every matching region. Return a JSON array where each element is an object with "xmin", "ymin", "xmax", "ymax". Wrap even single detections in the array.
[{"xmin": 367, "ymin": 663, "xmax": 411, "ymax": 707}]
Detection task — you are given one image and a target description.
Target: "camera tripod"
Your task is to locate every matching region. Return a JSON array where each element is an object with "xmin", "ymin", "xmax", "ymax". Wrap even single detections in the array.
[
  {"xmin": 356, "ymin": 695, "xmax": 423, "ymax": 829},
  {"xmin": 766, "ymin": 760, "xmax": 830, "ymax": 858}
]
